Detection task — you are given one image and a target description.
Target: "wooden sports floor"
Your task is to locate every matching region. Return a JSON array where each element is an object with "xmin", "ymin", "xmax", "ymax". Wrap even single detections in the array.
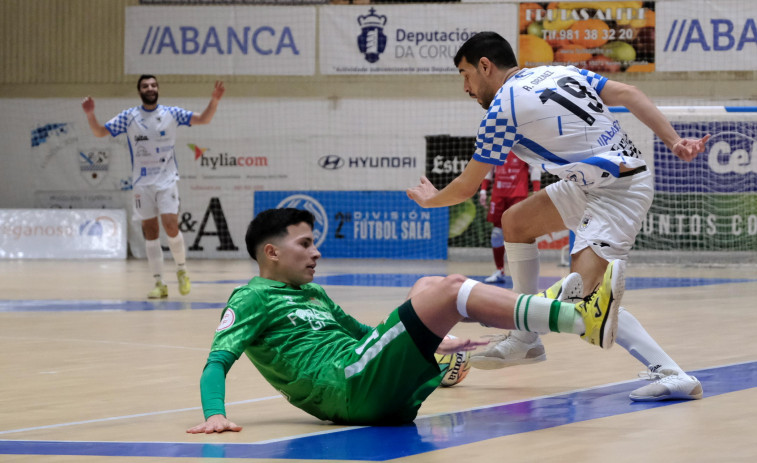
[{"xmin": 1, "ymin": 257, "xmax": 756, "ymax": 462}]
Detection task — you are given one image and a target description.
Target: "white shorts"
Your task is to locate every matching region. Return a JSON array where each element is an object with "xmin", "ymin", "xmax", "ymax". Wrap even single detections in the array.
[
  {"xmin": 546, "ymin": 170, "xmax": 653, "ymax": 261},
  {"xmin": 132, "ymin": 183, "xmax": 180, "ymax": 221}
]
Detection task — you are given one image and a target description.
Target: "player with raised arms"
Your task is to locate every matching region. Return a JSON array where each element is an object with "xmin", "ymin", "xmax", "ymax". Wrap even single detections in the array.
[{"xmin": 82, "ymin": 76, "xmax": 225, "ymax": 299}]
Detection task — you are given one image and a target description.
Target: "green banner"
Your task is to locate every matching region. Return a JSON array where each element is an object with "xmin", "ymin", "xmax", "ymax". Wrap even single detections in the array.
[{"xmin": 636, "ymin": 193, "xmax": 757, "ymax": 250}]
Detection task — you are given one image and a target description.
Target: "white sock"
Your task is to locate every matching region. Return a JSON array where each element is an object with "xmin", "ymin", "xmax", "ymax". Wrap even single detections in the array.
[
  {"xmin": 505, "ymin": 242, "xmax": 541, "ymax": 343},
  {"xmin": 616, "ymin": 307, "xmax": 686, "ymax": 376},
  {"xmin": 504, "ymin": 242, "xmax": 540, "ymax": 294},
  {"xmin": 514, "ymin": 295, "xmax": 584, "ymax": 335},
  {"xmin": 167, "ymin": 232, "xmax": 187, "ymax": 271},
  {"xmin": 145, "ymin": 238, "xmax": 164, "ymax": 283}
]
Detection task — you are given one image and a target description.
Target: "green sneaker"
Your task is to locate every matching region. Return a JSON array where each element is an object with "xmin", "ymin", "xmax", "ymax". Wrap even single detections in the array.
[
  {"xmin": 575, "ymin": 260, "xmax": 624, "ymax": 349},
  {"xmin": 147, "ymin": 281, "xmax": 168, "ymax": 299},
  {"xmin": 177, "ymin": 269, "xmax": 191, "ymax": 296}
]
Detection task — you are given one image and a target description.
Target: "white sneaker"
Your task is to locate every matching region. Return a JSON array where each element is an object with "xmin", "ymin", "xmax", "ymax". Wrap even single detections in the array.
[
  {"xmin": 629, "ymin": 367, "xmax": 703, "ymax": 401},
  {"xmin": 484, "ymin": 269, "xmax": 506, "ymax": 283},
  {"xmin": 469, "ymin": 332, "xmax": 546, "ymax": 370},
  {"xmin": 469, "ymin": 273, "xmax": 584, "ymax": 369}
]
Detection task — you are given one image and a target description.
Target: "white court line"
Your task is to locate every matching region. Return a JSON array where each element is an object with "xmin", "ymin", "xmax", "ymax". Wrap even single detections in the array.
[
  {"xmin": 0, "ymin": 335, "xmax": 209, "ymax": 351},
  {"xmin": 0, "ymin": 396, "xmax": 283, "ymax": 436},
  {"xmin": 1, "ymin": 360, "xmax": 744, "ymax": 443},
  {"xmin": 0, "ymin": 378, "xmax": 645, "ymax": 439}
]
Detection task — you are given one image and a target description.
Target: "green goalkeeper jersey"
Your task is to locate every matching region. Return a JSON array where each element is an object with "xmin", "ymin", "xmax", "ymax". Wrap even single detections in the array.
[{"xmin": 210, "ymin": 276, "xmax": 373, "ymax": 421}]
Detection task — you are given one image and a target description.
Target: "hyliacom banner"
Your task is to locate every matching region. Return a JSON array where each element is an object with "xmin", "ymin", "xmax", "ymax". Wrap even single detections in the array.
[
  {"xmin": 319, "ymin": 4, "xmax": 517, "ymax": 75},
  {"xmin": 253, "ymin": 191, "xmax": 449, "ymax": 259}
]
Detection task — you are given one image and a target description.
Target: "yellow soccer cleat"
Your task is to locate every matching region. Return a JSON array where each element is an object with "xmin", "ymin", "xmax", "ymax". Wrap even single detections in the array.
[
  {"xmin": 147, "ymin": 281, "xmax": 168, "ymax": 299},
  {"xmin": 177, "ymin": 269, "xmax": 191, "ymax": 296},
  {"xmin": 575, "ymin": 260, "xmax": 625, "ymax": 349},
  {"xmin": 538, "ymin": 272, "xmax": 584, "ymax": 302}
]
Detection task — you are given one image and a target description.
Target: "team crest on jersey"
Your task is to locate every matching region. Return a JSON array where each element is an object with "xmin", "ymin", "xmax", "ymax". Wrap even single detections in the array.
[
  {"xmin": 79, "ymin": 148, "xmax": 110, "ymax": 186},
  {"xmin": 216, "ymin": 308, "xmax": 235, "ymax": 331},
  {"xmin": 579, "ymin": 214, "xmax": 593, "ymax": 231},
  {"xmin": 565, "ymin": 169, "xmax": 592, "ymax": 186}
]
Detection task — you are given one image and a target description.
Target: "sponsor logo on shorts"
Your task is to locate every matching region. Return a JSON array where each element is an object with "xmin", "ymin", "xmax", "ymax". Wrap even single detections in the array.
[{"xmin": 579, "ymin": 214, "xmax": 592, "ymax": 230}]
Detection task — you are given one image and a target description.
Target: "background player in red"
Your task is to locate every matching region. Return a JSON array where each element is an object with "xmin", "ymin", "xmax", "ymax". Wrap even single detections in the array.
[{"xmin": 479, "ymin": 156, "xmax": 541, "ymax": 283}]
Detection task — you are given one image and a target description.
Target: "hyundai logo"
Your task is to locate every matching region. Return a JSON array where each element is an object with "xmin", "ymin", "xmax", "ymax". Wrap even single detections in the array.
[{"xmin": 318, "ymin": 155, "xmax": 345, "ymax": 170}]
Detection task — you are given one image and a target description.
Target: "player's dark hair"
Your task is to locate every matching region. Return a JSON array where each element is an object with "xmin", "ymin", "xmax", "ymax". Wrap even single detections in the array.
[
  {"xmin": 137, "ymin": 74, "xmax": 158, "ymax": 90},
  {"xmin": 454, "ymin": 31, "xmax": 518, "ymax": 70},
  {"xmin": 245, "ymin": 208, "xmax": 315, "ymax": 261}
]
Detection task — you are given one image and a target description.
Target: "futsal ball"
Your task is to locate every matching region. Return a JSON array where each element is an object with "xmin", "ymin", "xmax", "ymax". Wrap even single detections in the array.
[{"xmin": 434, "ymin": 350, "xmax": 471, "ymax": 387}]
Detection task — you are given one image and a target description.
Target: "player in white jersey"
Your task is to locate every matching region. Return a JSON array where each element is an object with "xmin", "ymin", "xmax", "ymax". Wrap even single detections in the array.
[
  {"xmin": 82, "ymin": 75, "xmax": 225, "ymax": 299},
  {"xmin": 407, "ymin": 32, "xmax": 709, "ymax": 402}
]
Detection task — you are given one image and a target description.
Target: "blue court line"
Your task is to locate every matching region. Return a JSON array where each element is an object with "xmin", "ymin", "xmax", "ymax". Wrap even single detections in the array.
[
  {"xmin": 1, "ymin": 361, "xmax": 755, "ymax": 460},
  {"xmin": 608, "ymin": 106, "xmax": 757, "ymax": 113},
  {"xmin": 724, "ymin": 106, "xmax": 757, "ymax": 112},
  {"xmin": 200, "ymin": 274, "xmax": 754, "ymax": 290},
  {"xmin": 311, "ymin": 274, "xmax": 755, "ymax": 290},
  {"xmin": 1, "ymin": 276, "xmax": 753, "ymax": 313}
]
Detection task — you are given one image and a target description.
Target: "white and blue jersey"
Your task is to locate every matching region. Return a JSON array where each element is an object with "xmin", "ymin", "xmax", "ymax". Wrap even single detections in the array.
[
  {"xmin": 473, "ymin": 65, "xmax": 644, "ymax": 187},
  {"xmin": 105, "ymin": 105, "xmax": 192, "ymax": 189}
]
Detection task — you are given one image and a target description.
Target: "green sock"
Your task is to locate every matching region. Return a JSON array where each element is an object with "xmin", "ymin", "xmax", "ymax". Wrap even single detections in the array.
[{"xmin": 514, "ymin": 295, "xmax": 585, "ymax": 334}]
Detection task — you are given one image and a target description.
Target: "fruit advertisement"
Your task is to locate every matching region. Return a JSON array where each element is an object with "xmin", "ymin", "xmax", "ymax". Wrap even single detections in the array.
[{"xmin": 519, "ymin": 1, "xmax": 656, "ymax": 73}]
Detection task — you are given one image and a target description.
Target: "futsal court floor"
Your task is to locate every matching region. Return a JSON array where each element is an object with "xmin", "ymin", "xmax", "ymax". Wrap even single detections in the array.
[{"xmin": 1, "ymin": 257, "xmax": 756, "ymax": 462}]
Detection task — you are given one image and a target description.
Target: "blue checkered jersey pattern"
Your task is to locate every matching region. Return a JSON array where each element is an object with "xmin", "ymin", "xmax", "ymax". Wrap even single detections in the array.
[
  {"xmin": 473, "ymin": 66, "xmax": 645, "ymax": 187},
  {"xmin": 104, "ymin": 105, "xmax": 193, "ymax": 188}
]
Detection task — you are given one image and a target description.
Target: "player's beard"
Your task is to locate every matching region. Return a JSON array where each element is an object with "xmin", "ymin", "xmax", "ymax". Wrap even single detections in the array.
[
  {"xmin": 140, "ymin": 91, "xmax": 159, "ymax": 105},
  {"xmin": 477, "ymin": 85, "xmax": 496, "ymax": 109}
]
